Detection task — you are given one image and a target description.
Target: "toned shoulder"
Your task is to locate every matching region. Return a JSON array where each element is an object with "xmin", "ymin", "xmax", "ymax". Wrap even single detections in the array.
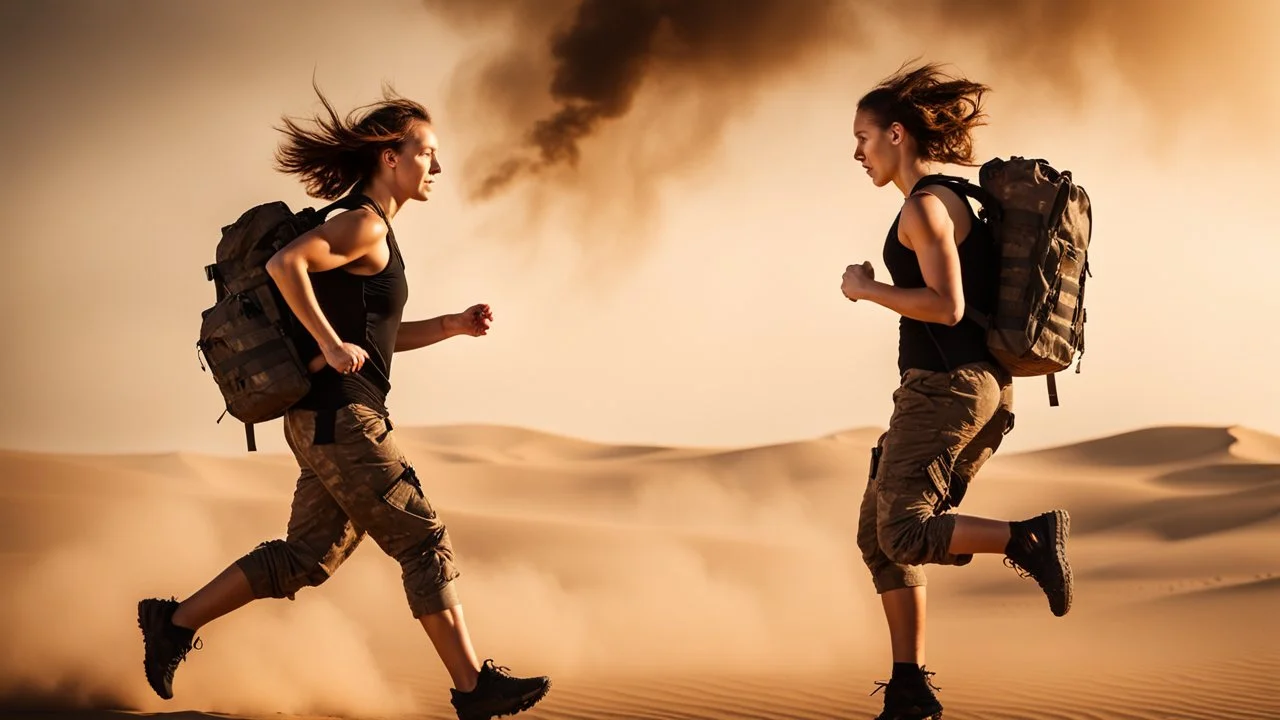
[
  {"xmin": 903, "ymin": 183, "xmax": 975, "ymax": 247},
  {"xmin": 898, "ymin": 191, "xmax": 951, "ymax": 244},
  {"xmin": 902, "ymin": 190, "xmax": 950, "ymax": 223},
  {"xmin": 321, "ymin": 207, "xmax": 388, "ymax": 251},
  {"xmin": 919, "ymin": 183, "xmax": 975, "ymax": 225}
]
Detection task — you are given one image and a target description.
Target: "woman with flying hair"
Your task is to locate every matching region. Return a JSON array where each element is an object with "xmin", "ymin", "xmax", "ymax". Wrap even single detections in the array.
[
  {"xmin": 137, "ymin": 86, "xmax": 550, "ymax": 720},
  {"xmin": 842, "ymin": 63, "xmax": 1073, "ymax": 720}
]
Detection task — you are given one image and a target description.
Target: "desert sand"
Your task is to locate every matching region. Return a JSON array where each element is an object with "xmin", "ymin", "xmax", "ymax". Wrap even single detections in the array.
[{"xmin": 0, "ymin": 423, "xmax": 1277, "ymax": 720}]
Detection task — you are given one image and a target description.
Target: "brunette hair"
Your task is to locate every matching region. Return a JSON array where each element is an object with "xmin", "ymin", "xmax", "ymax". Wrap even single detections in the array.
[
  {"xmin": 274, "ymin": 82, "xmax": 433, "ymax": 200},
  {"xmin": 857, "ymin": 62, "xmax": 991, "ymax": 165}
]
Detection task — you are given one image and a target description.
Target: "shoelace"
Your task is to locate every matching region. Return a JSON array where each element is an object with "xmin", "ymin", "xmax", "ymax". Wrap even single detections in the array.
[
  {"xmin": 1004, "ymin": 556, "xmax": 1034, "ymax": 579},
  {"xmin": 921, "ymin": 668, "xmax": 941, "ymax": 692},
  {"xmin": 1005, "ymin": 553, "xmax": 1065, "ymax": 595},
  {"xmin": 484, "ymin": 659, "xmax": 515, "ymax": 679},
  {"xmin": 869, "ymin": 668, "xmax": 941, "ymax": 696},
  {"xmin": 165, "ymin": 636, "xmax": 202, "ymax": 681}
]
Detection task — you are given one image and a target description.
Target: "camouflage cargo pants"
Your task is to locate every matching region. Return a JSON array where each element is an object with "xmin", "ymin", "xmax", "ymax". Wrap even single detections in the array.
[
  {"xmin": 235, "ymin": 403, "xmax": 461, "ymax": 617},
  {"xmin": 857, "ymin": 361, "xmax": 1015, "ymax": 593}
]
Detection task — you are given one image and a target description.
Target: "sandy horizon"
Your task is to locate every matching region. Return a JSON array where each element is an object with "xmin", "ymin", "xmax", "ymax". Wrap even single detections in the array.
[{"xmin": 1, "ymin": 421, "xmax": 1277, "ymax": 719}]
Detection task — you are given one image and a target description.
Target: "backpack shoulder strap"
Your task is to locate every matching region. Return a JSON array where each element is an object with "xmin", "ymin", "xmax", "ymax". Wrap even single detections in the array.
[
  {"xmin": 912, "ymin": 174, "xmax": 1002, "ymax": 222},
  {"xmin": 316, "ymin": 193, "xmax": 374, "ymax": 218},
  {"xmin": 320, "ymin": 194, "xmax": 395, "ymax": 242},
  {"xmin": 339, "ymin": 194, "xmax": 390, "ymax": 222},
  {"xmin": 912, "ymin": 175, "xmax": 1001, "ymax": 334}
]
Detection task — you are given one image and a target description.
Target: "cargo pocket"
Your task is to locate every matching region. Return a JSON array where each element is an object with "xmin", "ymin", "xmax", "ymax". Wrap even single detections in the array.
[
  {"xmin": 942, "ymin": 471, "xmax": 969, "ymax": 511},
  {"xmin": 380, "ymin": 464, "xmax": 437, "ymax": 523},
  {"xmin": 925, "ymin": 453, "xmax": 953, "ymax": 512}
]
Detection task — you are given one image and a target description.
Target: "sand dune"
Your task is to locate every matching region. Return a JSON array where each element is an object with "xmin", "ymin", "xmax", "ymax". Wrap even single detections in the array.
[
  {"xmin": 1, "ymin": 424, "xmax": 1277, "ymax": 719},
  {"xmin": 393, "ymin": 425, "xmax": 680, "ymax": 465},
  {"xmin": 1005, "ymin": 425, "xmax": 1275, "ymax": 468}
]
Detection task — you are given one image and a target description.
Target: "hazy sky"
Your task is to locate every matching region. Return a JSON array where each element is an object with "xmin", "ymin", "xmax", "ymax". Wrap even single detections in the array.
[{"xmin": 1, "ymin": 0, "xmax": 1277, "ymax": 456}]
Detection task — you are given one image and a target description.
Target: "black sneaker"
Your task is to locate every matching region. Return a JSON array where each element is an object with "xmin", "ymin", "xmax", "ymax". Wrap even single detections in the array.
[
  {"xmin": 1005, "ymin": 509, "xmax": 1073, "ymax": 617},
  {"xmin": 871, "ymin": 666, "xmax": 943, "ymax": 720},
  {"xmin": 450, "ymin": 659, "xmax": 550, "ymax": 720},
  {"xmin": 137, "ymin": 597, "xmax": 200, "ymax": 699}
]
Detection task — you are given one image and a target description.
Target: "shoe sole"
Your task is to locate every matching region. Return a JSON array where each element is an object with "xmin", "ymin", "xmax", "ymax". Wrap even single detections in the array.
[
  {"xmin": 875, "ymin": 708, "xmax": 943, "ymax": 720},
  {"xmin": 458, "ymin": 679, "xmax": 552, "ymax": 720},
  {"xmin": 137, "ymin": 598, "xmax": 175, "ymax": 700},
  {"xmin": 1047, "ymin": 509, "xmax": 1073, "ymax": 617}
]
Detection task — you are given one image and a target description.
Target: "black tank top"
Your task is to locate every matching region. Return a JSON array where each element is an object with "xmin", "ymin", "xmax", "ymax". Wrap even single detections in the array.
[
  {"xmin": 294, "ymin": 194, "xmax": 409, "ymax": 415},
  {"xmin": 882, "ymin": 175, "xmax": 998, "ymax": 376}
]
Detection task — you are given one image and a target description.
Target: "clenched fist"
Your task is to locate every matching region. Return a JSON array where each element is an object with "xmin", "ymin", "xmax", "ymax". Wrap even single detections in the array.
[
  {"xmin": 842, "ymin": 261, "xmax": 876, "ymax": 302},
  {"xmin": 445, "ymin": 304, "xmax": 494, "ymax": 337}
]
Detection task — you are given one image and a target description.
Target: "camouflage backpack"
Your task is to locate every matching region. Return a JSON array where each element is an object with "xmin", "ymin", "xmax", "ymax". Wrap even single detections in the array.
[
  {"xmin": 933, "ymin": 157, "xmax": 1093, "ymax": 406},
  {"xmin": 197, "ymin": 195, "xmax": 362, "ymax": 450}
]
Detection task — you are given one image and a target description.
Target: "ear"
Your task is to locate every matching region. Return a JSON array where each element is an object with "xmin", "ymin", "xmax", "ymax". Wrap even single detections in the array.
[
  {"xmin": 888, "ymin": 122, "xmax": 906, "ymax": 146},
  {"xmin": 381, "ymin": 147, "xmax": 398, "ymax": 169}
]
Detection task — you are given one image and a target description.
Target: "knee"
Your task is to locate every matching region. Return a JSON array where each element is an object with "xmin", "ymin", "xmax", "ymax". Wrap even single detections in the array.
[
  {"xmin": 878, "ymin": 517, "xmax": 930, "ymax": 567},
  {"xmin": 399, "ymin": 527, "xmax": 463, "ymax": 617},
  {"xmin": 300, "ymin": 558, "xmax": 333, "ymax": 589},
  {"xmin": 857, "ymin": 513, "xmax": 885, "ymax": 568},
  {"xmin": 399, "ymin": 527, "xmax": 461, "ymax": 589},
  {"xmin": 239, "ymin": 539, "xmax": 330, "ymax": 599}
]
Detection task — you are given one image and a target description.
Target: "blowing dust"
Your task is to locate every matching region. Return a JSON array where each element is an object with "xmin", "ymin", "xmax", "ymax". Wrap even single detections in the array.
[
  {"xmin": 0, "ymin": 484, "xmax": 415, "ymax": 715},
  {"xmin": 0, "ymin": 442, "xmax": 876, "ymax": 713}
]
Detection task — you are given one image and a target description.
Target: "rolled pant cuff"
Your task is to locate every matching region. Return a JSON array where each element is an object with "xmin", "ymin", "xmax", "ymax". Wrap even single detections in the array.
[
  {"xmin": 411, "ymin": 579, "xmax": 460, "ymax": 618},
  {"xmin": 234, "ymin": 554, "xmax": 288, "ymax": 601},
  {"xmin": 872, "ymin": 567, "xmax": 927, "ymax": 594}
]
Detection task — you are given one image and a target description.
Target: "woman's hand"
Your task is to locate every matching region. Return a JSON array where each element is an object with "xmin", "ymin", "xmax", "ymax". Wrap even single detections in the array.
[
  {"xmin": 445, "ymin": 304, "xmax": 494, "ymax": 337},
  {"xmin": 842, "ymin": 261, "xmax": 876, "ymax": 301}
]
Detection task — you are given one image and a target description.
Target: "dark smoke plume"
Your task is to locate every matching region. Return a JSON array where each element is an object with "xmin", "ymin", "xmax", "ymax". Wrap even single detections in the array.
[
  {"xmin": 429, "ymin": 0, "xmax": 1277, "ymax": 203},
  {"xmin": 428, "ymin": 0, "xmax": 850, "ymax": 201}
]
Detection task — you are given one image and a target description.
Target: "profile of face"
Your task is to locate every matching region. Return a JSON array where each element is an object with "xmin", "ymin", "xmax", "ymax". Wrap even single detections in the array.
[
  {"xmin": 853, "ymin": 108, "xmax": 905, "ymax": 188},
  {"xmin": 382, "ymin": 121, "xmax": 442, "ymax": 202}
]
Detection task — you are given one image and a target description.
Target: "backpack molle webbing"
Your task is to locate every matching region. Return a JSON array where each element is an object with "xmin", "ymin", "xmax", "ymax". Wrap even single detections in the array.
[
  {"xmin": 931, "ymin": 157, "xmax": 1093, "ymax": 406},
  {"xmin": 197, "ymin": 195, "xmax": 364, "ymax": 450}
]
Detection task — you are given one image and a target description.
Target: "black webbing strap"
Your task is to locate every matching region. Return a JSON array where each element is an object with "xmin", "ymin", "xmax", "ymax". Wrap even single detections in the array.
[
  {"xmin": 219, "ymin": 342, "xmax": 284, "ymax": 374},
  {"xmin": 314, "ymin": 408, "xmax": 337, "ymax": 446}
]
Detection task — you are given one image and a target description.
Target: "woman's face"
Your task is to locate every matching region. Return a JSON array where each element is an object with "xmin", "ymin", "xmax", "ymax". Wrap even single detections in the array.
[
  {"xmin": 853, "ymin": 108, "xmax": 903, "ymax": 188},
  {"xmin": 385, "ymin": 121, "xmax": 441, "ymax": 202}
]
